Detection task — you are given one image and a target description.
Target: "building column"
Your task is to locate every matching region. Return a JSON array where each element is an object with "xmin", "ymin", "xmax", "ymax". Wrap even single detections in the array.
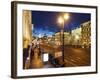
[{"xmin": 23, "ymin": 10, "xmax": 32, "ymax": 48}]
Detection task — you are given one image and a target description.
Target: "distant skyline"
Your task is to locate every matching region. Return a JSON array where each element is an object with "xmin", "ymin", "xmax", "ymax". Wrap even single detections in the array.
[{"xmin": 32, "ymin": 11, "xmax": 90, "ymax": 37}]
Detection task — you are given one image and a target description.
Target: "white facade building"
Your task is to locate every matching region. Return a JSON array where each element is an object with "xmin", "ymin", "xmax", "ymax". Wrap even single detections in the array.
[{"xmin": 71, "ymin": 27, "xmax": 82, "ymax": 45}]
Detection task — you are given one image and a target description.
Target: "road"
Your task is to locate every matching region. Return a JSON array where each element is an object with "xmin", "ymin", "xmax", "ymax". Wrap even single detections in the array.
[
  {"xmin": 64, "ymin": 46, "xmax": 91, "ymax": 67},
  {"xmin": 39, "ymin": 43, "xmax": 91, "ymax": 67}
]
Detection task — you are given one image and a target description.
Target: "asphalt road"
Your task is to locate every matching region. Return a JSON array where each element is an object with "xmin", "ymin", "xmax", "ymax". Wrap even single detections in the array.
[{"xmin": 64, "ymin": 46, "xmax": 91, "ymax": 67}]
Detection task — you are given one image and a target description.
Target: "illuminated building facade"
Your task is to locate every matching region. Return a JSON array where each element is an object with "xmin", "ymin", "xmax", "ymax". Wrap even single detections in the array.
[
  {"xmin": 71, "ymin": 27, "xmax": 82, "ymax": 45},
  {"xmin": 54, "ymin": 32, "xmax": 71, "ymax": 45},
  {"xmin": 23, "ymin": 10, "xmax": 32, "ymax": 48},
  {"xmin": 81, "ymin": 21, "xmax": 91, "ymax": 47},
  {"xmin": 71, "ymin": 21, "xmax": 91, "ymax": 47}
]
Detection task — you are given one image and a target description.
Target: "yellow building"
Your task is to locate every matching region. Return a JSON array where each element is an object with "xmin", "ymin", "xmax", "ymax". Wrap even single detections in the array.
[
  {"xmin": 81, "ymin": 21, "xmax": 91, "ymax": 47},
  {"xmin": 23, "ymin": 10, "xmax": 32, "ymax": 48},
  {"xmin": 54, "ymin": 32, "xmax": 71, "ymax": 45}
]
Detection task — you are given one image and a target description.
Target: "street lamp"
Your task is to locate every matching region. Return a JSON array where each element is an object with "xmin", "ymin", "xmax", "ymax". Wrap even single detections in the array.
[
  {"xmin": 58, "ymin": 17, "xmax": 64, "ymax": 24},
  {"xmin": 64, "ymin": 13, "xmax": 70, "ymax": 20},
  {"xmin": 58, "ymin": 13, "xmax": 70, "ymax": 66}
]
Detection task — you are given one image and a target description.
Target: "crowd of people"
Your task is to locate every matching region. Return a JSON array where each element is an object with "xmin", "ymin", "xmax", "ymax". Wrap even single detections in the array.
[{"xmin": 23, "ymin": 38, "xmax": 42, "ymax": 69}]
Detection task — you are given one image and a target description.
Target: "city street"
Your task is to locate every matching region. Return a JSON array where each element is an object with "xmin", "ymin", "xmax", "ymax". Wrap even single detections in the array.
[
  {"xmin": 23, "ymin": 11, "xmax": 91, "ymax": 69},
  {"xmin": 24, "ymin": 39, "xmax": 91, "ymax": 69},
  {"xmin": 39, "ymin": 42, "xmax": 91, "ymax": 67}
]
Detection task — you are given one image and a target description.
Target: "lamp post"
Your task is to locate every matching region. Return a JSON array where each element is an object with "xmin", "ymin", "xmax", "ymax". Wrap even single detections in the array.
[{"xmin": 58, "ymin": 13, "xmax": 70, "ymax": 66}]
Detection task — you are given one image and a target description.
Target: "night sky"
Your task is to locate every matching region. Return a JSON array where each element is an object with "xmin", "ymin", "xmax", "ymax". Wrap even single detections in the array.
[{"xmin": 32, "ymin": 11, "xmax": 90, "ymax": 37}]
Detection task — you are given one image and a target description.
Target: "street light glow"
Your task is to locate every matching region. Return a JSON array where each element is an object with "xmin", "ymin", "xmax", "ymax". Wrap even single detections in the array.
[
  {"xmin": 64, "ymin": 13, "xmax": 70, "ymax": 20},
  {"xmin": 58, "ymin": 13, "xmax": 70, "ymax": 24},
  {"xmin": 58, "ymin": 17, "xmax": 64, "ymax": 24}
]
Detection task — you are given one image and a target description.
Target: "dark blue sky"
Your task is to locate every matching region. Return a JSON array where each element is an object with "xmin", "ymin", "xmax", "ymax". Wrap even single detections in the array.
[{"xmin": 32, "ymin": 11, "xmax": 90, "ymax": 37}]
